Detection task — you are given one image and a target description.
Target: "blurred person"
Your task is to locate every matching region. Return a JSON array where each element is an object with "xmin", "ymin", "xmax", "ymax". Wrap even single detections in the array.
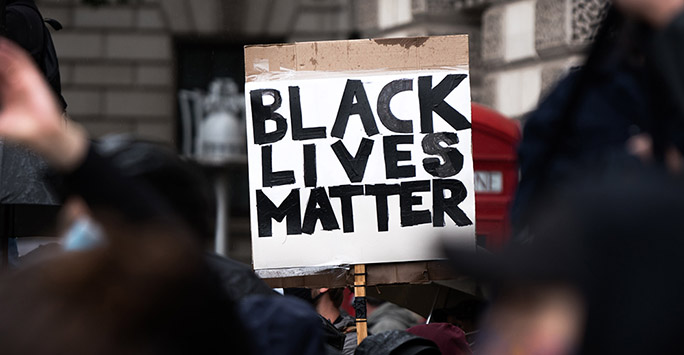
[
  {"xmin": 17, "ymin": 127, "xmax": 276, "ymax": 302},
  {"xmin": 514, "ymin": 0, "xmax": 684, "ymax": 240},
  {"xmin": 286, "ymin": 287, "xmax": 358, "ymax": 355},
  {"xmin": 0, "ymin": 222, "xmax": 255, "ymax": 354},
  {"xmin": 313, "ymin": 288, "xmax": 357, "ymax": 355},
  {"xmin": 0, "ymin": 38, "xmax": 255, "ymax": 354},
  {"xmin": 446, "ymin": 163, "xmax": 684, "ymax": 354},
  {"xmin": 445, "ymin": 1, "xmax": 684, "ymax": 354},
  {"xmin": 238, "ymin": 293, "xmax": 335, "ymax": 355},
  {"xmin": 87, "ymin": 137, "xmax": 340, "ymax": 354},
  {"xmin": 510, "ymin": 2, "xmax": 646, "ymax": 241},
  {"xmin": 1, "ymin": 0, "xmax": 66, "ymax": 268},
  {"xmin": 1, "ymin": 46, "xmax": 328, "ymax": 353},
  {"xmin": 366, "ymin": 297, "xmax": 422, "ymax": 335},
  {"xmin": 88, "ymin": 134, "xmax": 276, "ymax": 301}
]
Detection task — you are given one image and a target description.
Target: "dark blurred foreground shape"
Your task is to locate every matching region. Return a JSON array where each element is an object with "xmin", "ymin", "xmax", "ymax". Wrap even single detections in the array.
[
  {"xmin": 0, "ymin": 224, "xmax": 255, "ymax": 354},
  {"xmin": 86, "ymin": 136, "xmax": 335, "ymax": 354},
  {"xmin": 447, "ymin": 4, "xmax": 684, "ymax": 353},
  {"xmin": 92, "ymin": 135, "xmax": 275, "ymax": 300},
  {"xmin": 93, "ymin": 136, "xmax": 345, "ymax": 355},
  {"xmin": 450, "ymin": 165, "xmax": 684, "ymax": 354},
  {"xmin": 0, "ymin": 129, "xmax": 256, "ymax": 355},
  {"xmin": 0, "ymin": 31, "xmax": 342, "ymax": 355},
  {"xmin": 238, "ymin": 294, "xmax": 333, "ymax": 355},
  {"xmin": 285, "ymin": 287, "xmax": 358, "ymax": 355},
  {"xmin": 510, "ymin": 4, "xmax": 647, "ymax": 240},
  {"xmin": 0, "ymin": 0, "xmax": 67, "ymax": 268},
  {"xmin": 3, "ymin": 0, "xmax": 66, "ymax": 110}
]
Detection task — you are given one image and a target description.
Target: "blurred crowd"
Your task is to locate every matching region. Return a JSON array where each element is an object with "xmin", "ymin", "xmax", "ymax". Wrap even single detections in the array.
[{"xmin": 3, "ymin": 0, "xmax": 684, "ymax": 354}]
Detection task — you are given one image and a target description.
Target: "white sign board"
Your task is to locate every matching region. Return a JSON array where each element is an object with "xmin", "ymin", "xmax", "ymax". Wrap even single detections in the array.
[{"xmin": 245, "ymin": 70, "xmax": 476, "ymax": 269}]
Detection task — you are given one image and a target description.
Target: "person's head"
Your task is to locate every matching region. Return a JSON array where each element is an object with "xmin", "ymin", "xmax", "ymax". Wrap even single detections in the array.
[
  {"xmin": 94, "ymin": 135, "xmax": 216, "ymax": 242},
  {"xmin": 285, "ymin": 287, "xmax": 345, "ymax": 308},
  {"xmin": 284, "ymin": 287, "xmax": 347, "ymax": 323},
  {"xmin": 312, "ymin": 287, "xmax": 345, "ymax": 308},
  {"xmin": 53, "ymin": 135, "xmax": 216, "ymax": 252},
  {"xmin": 52, "ymin": 135, "xmax": 217, "ymax": 255},
  {"xmin": 0, "ymin": 221, "xmax": 253, "ymax": 355}
]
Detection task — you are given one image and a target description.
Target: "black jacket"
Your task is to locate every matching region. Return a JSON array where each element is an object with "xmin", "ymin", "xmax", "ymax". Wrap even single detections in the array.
[{"xmin": 5, "ymin": 0, "xmax": 66, "ymax": 110}]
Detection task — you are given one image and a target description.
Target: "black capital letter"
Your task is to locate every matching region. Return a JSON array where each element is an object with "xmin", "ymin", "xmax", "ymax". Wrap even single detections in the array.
[
  {"xmin": 433, "ymin": 179, "xmax": 472, "ymax": 227},
  {"xmin": 329, "ymin": 185, "xmax": 365, "ymax": 233},
  {"xmin": 290, "ymin": 86, "xmax": 326, "ymax": 140},
  {"xmin": 250, "ymin": 89, "xmax": 288, "ymax": 144},
  {"xmin": 331, "ymin": 138, "xmax": 374, "ymax": 183},
  {"xmin": 422, "ymin": 132, "xmax": 464, "ymax": 177},
  {"xmin": 419, "ymin": 74, "xmax": 471, "ymax": 133},
  {"xmin": 400, "ymin": 180, "xmax": 432, "ymax": 227},
  {"xmin": 302, "ymin": 187, "xmax": 340, "ymax": 234},
  {"xmin": 256, "ymin": 189, "xmax": 302, "ymax": 237},
  {"xmin": 365, "ymin": 184, "xmax": 400, "ymax": 232},
  {"xmin": 377, "ymin": 79, "xmax": 413, "ymax": 133},
  {"xmin": 303, "ymin": 144, "xmax": 317, "ymax": 187},
  {"xmin": 262, "ymin": 145, "xmax": 295, "ymax": 187},
  {"xmin": 383, "ymin": 135, "xmax": 416, "ymax": 179},
  {"xmin": 331, "ymin": 79, "xmax": 379, "ymax": 139}
]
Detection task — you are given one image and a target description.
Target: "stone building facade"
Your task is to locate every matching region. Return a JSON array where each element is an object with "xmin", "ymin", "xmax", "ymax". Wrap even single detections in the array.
[
  {"xmin": 34, "ymin": 0, "xmax": 605, "ymax": 260},
  {"xmin": 36, "ymin": 0, "xmax": 605, "ymax": 143}
]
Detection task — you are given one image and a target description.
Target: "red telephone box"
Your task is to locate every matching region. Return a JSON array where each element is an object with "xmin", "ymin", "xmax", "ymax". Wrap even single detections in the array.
[{"xmin": 472, "ymin": 103, "xmax": 520, "ymax": 250}]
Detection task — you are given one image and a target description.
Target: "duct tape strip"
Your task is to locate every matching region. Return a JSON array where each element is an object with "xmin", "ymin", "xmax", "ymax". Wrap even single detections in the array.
[
  {"xmin": 353, "ymin": 296, "xmax": 367, "ymax": 319},
  {"xmin": 246, "ymin": 66, "xmax": 469, "ymax": 83}
]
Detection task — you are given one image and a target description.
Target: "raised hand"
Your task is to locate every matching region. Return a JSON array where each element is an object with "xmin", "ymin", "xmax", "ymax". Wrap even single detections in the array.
[{"xmin": 0, "ymin": 38, "xmax": 88, "ymax": 170}]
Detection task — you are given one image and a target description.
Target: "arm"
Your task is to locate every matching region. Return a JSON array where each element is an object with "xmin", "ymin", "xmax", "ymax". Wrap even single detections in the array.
[
  {"xmin": 0, "ymin": 39, "xmax": 84, "ymax": 170},
  {"xmin": 0, "ymin": 39, "xmax": 172, "ymax": 223}
]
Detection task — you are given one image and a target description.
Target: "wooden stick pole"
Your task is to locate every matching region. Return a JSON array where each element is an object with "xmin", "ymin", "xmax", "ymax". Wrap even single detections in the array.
[{"xmin": 353, "ymin": 264, "xmax": 368, "ymax": 344}]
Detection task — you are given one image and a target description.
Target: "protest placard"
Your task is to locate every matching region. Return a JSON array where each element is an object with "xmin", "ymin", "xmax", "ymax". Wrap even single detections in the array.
[{"xmin": 245, "ymin": 35, "xmax": 476, "ymax": 271}]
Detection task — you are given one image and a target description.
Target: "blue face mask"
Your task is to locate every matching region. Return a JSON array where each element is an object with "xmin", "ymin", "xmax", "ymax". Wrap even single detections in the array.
[{"xmin": 62, "ymin": 217, "xmax": 106, "ymax": 251}]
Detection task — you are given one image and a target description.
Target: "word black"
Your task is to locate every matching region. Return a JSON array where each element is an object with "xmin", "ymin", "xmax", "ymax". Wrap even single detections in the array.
[{"xmin": 250, "ymin": 74, "xmax": 470, "ymax": 145}]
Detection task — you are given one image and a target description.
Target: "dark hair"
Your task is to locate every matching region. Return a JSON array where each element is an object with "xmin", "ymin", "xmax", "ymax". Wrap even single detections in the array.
[
  {"xmin": 93, "ymin": 135, "xmax": 216, "ymax": 245},
  {"xmin": 0, "ymin": 221, "xmax": 253, "ymax": 354},
  {"xmin": 327, "ymin": 288, "xmax": 345, "ymax": 309}
]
